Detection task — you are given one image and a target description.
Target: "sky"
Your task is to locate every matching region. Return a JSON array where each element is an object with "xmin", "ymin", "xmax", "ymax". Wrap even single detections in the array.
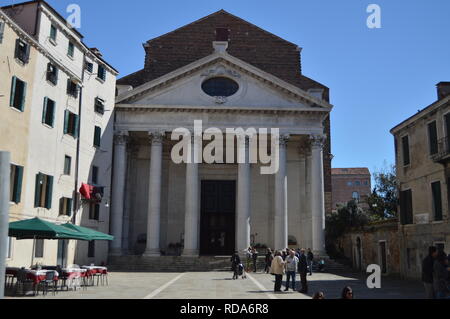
[{"xmin": 2, "ymin": 0, "xmax": 450, "ymax": 174}]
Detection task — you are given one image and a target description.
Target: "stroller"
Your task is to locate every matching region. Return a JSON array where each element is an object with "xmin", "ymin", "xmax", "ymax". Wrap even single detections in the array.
[{"xmin": 238, "ymin": 263, "xmax": 247, "ymax": 279}]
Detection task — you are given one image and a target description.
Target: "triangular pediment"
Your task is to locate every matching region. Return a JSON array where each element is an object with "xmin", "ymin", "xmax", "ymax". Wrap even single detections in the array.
[{"xmin": 116, "ymin": 52, "xmax": 332, "ymax": 111}]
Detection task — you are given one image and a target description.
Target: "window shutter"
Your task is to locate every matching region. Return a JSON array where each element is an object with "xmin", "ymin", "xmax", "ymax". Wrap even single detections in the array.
[
  {"xmin": 0, "ymin": 22, "xmax": 5, "ymax": 43},
  {"xmin": 10, "ymin": 76, "xmax": 16, "ymax": 107},
  {"xmin": 45, "ymin": 175, "xmax": 53, "ymax": 209},
  {"xmin": 34, "ymin": 173, "xmax": 42, "ymax": 208},
  {"xmin": 24, "ymin": 43, "xmax": 30, "ymax": 63},
  {"xmin": 42, "ymin": 97, "xmax": 48, "ymax": 124},
  {"xmin": 63, "ymin": 110, "xmax": 69, "ymax": 134},
  {"xmin": 14, "ymin": 166, "xmax": 23, "ymax": 204},
  {"xmin": 51, "ymin": 101, "xmax": 56, "ymax": 127},
  {"xmin": 20, "ymin": 80, "xmax": 27, "ymax": 111},
  {"xmin": 74, "ymin": 114, "xmax": 80, "ymax": 139},
  {"xmin": 67, "ymin": 199, "xmax": 73, "ymax": 216},
  {"xmin": 55, "ymin": 67, "xmax": 59, "ymax": 83},
  {"xmin": 14, "ymin": 39, "xmax": 20, "ymax": 59}
]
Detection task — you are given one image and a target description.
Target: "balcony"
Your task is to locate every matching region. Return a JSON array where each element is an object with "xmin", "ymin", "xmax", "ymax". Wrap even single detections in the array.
[{"xmin": 432, "ymin": 137, "xmax": 450, "ymax": 163}]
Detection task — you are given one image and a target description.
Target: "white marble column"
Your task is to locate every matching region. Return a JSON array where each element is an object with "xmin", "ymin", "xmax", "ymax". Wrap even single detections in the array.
[
  {"xmin": 274, "ymin": 135, "xmax": 289, "ymax": 251},
  {"xmin": 183, "ymin": 133, "xmax": 200, "ymax": 257},
  {"xmin": 110, "ymin": 131, "xmax": 129, "ymax": 256},
  {"xmin": 143, "ymin": 131, "xmax": 165, "ymax": 257},
  {"xmin": 236, "ymin": 136, "xmax": 251, "ymax": 253},
  {"xmin": 310, "ymin": 134, "xmax": 327, "ymax": 256},
  {"xmin": 122, "ymin": 144, "xmax": 138, "ymax": 255}
]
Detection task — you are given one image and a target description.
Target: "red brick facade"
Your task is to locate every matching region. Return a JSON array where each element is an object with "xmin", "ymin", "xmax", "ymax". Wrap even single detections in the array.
[
  {"xmin": 118, "ymin": 10, "xmax": 332, "ymax": 213},
  {"xmin": 332, "ymin": 168, "xmax": 371, "ymax": 211}
]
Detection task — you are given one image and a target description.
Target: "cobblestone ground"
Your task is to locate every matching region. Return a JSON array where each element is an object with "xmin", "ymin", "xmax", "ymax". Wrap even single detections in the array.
[{"xmin": 6, "ymin": 271, "xmax": 425, "ymax": 300}]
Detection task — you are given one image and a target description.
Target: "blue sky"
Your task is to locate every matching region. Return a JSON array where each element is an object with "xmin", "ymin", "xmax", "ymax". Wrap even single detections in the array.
[{"xmin": 3, "ymin": 0, "xmax": 450, "ymax": 174}]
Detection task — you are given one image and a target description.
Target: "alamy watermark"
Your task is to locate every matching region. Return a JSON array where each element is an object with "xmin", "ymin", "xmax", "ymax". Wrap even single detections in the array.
[
  {"xmin": 366, "ymin": 264, "xmax": 382, "ymax": 289},
  {"xmin": 367, "ymin": 4, "xmax": 382, "ymax": 29}
]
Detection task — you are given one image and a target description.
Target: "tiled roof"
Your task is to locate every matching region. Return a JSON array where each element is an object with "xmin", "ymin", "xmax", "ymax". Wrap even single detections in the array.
[{"xmin": 332, "ymin": 168, "xmax": 370, "ymax": 175}]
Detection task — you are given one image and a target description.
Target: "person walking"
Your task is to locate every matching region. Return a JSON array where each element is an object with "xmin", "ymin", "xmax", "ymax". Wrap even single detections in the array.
[
  {"xmin": 230, "ymin": 251, "xmax": 241, "ymax": 280},
  {"xmin": 245, "ymin": 247, "xmax": 252, "ymax": 273},
  {"xmin": 252, "ymin": 248, "xmax": 259, "ymax": 273},
  {"xmin": 284, "ymin": 250, "xmax": 299, "ymax": 291},
  {"xmin": 265, "ymin": 249, "xmax": 274, "ymax": 274},
  {"xmin": 433, "ymin": 252, "xmax": 450, "ymax": 299},
  {"xmin": 307, "ymin": 248, "xmax": 314, "ymax": 276},
  {"xmin": 422, "ymin": 246, "xmax": 437, "ymax": 299},
  {"xmin": 270, "ymin": 250, "xmax": 286, "ymax": 292},
  {"xmin": 341, "ymin": 286, "xmax": 354, "ymax": 299},
  {"xmin": 297, "ymin": 249, "xmax": 308, "ymax": 293}
]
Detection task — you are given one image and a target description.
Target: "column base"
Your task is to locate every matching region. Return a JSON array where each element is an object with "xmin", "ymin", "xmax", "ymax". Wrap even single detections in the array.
[
  {"xmin": 143, "ymin": 249, "xmax": 161, "ymax": 257},
  {"xmin": 182, "ymin": 249, "xmax": 199, "ymax": 257}
]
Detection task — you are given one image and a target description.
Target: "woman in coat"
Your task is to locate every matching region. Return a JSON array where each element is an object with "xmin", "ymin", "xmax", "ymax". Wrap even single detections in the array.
[
  {"xmin": 433, "ymin": 252, "xmax": 449, "ymax": 299},
  {"xmin": 270, "ymin": 250, "xmax": 286, "ymax": 292}
]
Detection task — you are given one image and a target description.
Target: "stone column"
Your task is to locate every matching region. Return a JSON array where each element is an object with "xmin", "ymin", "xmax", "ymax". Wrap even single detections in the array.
[
  {"xmin": 236, "ymin": 136, "xmax": 251, "ymax": 254},
  {"xmin": 274, "ymin": 135, "xmax": 289, "ymax": 251},
  {"xmin": 310, "ymin": 134, "xmax": 327, "ymax": 256},
  {"xmin": 183, "ymin": 133, "xmax": 200, "ymax": 257},
  {"xmin": 143, "ymin": 131, "xmax": 165, "ymax": 257},
  {"xmin": 110, "ymin": 131, "xmax": 129, "ymax": 256}
]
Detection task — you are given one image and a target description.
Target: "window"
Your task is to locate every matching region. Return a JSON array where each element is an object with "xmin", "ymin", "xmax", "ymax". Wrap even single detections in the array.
[
  {"xmin": 215, "ymin": 27, "xmax": 230, "ymax": 41},
  {"xmin": 97, "ymin": 65, "xmax": 106, "ymax": 81},
  {"xmin": 92, "ymin": 166, "xmax": 99, "ymax": 184},
  {"xmin": 428, "ymin": 121, "xmax": 438, "ymax": 155},
  {"xmin": 88, "ymin": 241, "xmax": 95, "ymax": 258},
  {"xmin": 67, "ymin": 42, "xmax": 74, "ymax": 58},
  {"xmin": 364, "ymin": 181, "xmax": 369, "ymax": 186},
  {"xmin": 59, "ymin": 197, "xmax": 72, "ymax": 216},
  {"xmin": 93, "ymin": 126, "xmax": 101, "ymax": 148},
  {"xmin": 94, "ymin": 97, "xmax": 105, "ymax": 115},
  {"xmin": 352, "ymin": 192, "xmax": 360, "ymax": 201},
  {"xmin": 10, "ymin": 76, "xmax": 27, "ymax": 111},
  {"xmin": 431, "ymin": 181, "xmax": 443, "ymax": 221},
  {"xmin": 0, "ymin": 22, "xmax": 5, "ymax": 44},
  {"xmin": 46, "ymin": 63, "xmax": 58, "ymax": 85},
  {"xmin": 10, "ymin": 164, "xmax": 23, "ymax": 204},
  {"xmin": 202, "ymin": 77, "xmax": 239, "ymax": 97},
  {"xmin": 402, "ymin": 136, "xmax": 410, "ymax": 166},
  {"xmin": 400, "ymin": 189, "xmax": 413, "ymax": 225},
  {"xmin": 85, "ymin": 62, "xmax": 94, "ymax": 73},
  {"xmin": 6, "ymin": 237, "xmax": 12, "ymax": 259},
  {"xmin": 63, "ymin": 110, "xmax": 79, "ymax": 138},
  {"xmin": 50, "ymin": 25, "xmax": 57, "ymax": 42},
  {"xmin": 64, "ymin": 155, "xmax": 71, "ymax": 175},
  {"xmin": 66, "ymin": 79, "xmax": 79, "ymax": 98},
  {"xmin": 14, "ymin": 39, "xmax": 30, "ymax": 64},
  {"xmin": 34, "ymin": 173, "xmax": 53, "ymax": 209},
  {"xmin": 42, "ymin": 97, "xmax": 56, "ymax": 127},
  {"xmin": 34, "ymin": 239, "xmax": 44, "ymax": 258},
  {"xmin": 347, "ymin": 181, "xmax": 353, "ymax": 187},
  {"xmin": 355, "ymin": 181, "xmax": 361, "ymax": 186},
  {"xmin": 89, "ymin": 203, "xmax": 100, "ymax": 221}
]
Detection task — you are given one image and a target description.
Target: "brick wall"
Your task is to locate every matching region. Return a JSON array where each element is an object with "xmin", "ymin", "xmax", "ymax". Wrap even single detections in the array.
[{"xmin": 332, "ymin": 174, "xmax": 371, "ymax": 210}]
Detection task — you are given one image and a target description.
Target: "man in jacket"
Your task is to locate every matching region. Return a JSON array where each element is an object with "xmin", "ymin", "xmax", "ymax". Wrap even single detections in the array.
[
  {"xmin": 422, "ymin": 246, "xmax": 437, "ymax": 299},
  {"xmin": 307, "ymin": 249, "xmax": 314, "ymax": 276},
  {"xmin": 298, "ymin": 249, "xmax": 308, "ymax": 293},
  {"xmin": 284, "ymin": 250, "xmax": 299, "ymax": 291},
  {"xmin": 270, "ymin": 251, "xmax": 286, "ymax": 292}
]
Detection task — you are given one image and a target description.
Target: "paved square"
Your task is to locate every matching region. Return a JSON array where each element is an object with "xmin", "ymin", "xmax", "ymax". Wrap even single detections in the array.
[{"xmin": 6, "ymin": 270, "xmax": 425, "ymax": 299}]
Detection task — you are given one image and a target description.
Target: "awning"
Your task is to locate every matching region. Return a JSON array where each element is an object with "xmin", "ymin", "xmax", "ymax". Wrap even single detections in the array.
[
  {"xmin": 9, "ymin": 218, "xmax": 89, "ymax": 240},
  {"xmin": 60, "ymin": 223, "xmax": 114, "ymax": 241}
]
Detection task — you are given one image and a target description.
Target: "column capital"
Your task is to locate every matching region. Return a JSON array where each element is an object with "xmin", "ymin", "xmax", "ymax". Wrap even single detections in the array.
[
  {"xmin": 149, "ymin": 131, "xmax": 165, "ymax": 144},
  {"xmin": 310, "ymin": 134, "xmax": 327, "ymax": 149},
  {"xmin": 114, "ymin": 131, "xmax": 129, "ymax": 145},
  {"xmin": 277, "ymin": 134, "xmax": 290, "ymax": 147}
]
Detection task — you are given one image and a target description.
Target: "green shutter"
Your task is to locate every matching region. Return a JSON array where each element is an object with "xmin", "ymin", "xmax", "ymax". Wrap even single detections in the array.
[
  {"xmin": 14, "ymin": 39, "xmax": 20, "ymax": 59},
  {"xmin": 24, "ymin": 43, "xmax": 30, "ymax": 63},
  {"xmin": 10, "ymin": 76, "xmax": 16, "ymax": 107},
  {"xmin": 0, "ymin": 22, "xmax": 5, "ymax": 43},
  {"xmin": 42, "ymin": 97, "xmax": 48, "ymax": 124},
  {"xmin": 20, "ymin": 80, "xmax": 26, "ymax": 111},
  {"xmin": 51, "ymin": 101, "xmax": 56, "ymax": 127},
  {"xmin": 45, "ymin": 175, "xmax": 53, "ymax": 209},
  {"xmin": 67, "ymin": 199, "xmax": 73, "ymax": 216},
  {"xmin": 74, "ymin": 114, "xmax": 79, "ymax": 139},
  {"xmin": 34, "ymin": 173, "xmax": 42, "ymax": 208},
  {"xmin": 14, "ymin": 166, "xmax": 23, "ymax": 204},
  {"xmin": 63, "ymin": 110, "xmax": 69, "ymax": 134}
]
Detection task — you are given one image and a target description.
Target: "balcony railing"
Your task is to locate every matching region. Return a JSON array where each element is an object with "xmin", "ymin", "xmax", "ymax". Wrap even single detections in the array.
[{"xmin": 432, "ymin": 137, "xmax": 450, "ymax": 163}]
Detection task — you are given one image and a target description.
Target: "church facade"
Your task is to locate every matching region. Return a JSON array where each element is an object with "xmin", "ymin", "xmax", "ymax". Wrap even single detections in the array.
[{"xmin": 113, "ymin": 10, "xmax": 333, "ymax": 258}]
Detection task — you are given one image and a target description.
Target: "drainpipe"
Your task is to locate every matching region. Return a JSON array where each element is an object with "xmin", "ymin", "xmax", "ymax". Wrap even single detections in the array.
[{"xmin": 72, "ymin": 52, "xmax": 85, "ymax": 225}]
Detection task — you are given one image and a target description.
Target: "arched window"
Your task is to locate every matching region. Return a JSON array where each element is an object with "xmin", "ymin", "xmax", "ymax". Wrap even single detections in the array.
[
  {"xmin": 202, "ymin": 77, "xmax": 239, "ymax": 97},
  {"xmin": 352, "ymin": 191, "xmax": 360, "ymax": 201}
]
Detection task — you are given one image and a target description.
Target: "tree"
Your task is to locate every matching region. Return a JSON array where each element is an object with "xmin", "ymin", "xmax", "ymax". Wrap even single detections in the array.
[{"xmin": 367, "ymin": 164, "xmax": 398, "ymax": 220}]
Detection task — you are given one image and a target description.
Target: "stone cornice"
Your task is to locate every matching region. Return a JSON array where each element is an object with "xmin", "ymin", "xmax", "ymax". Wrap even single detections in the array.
[{"xmin": 115, "ymin": 103, "xmax": 330, "ymax": 116}]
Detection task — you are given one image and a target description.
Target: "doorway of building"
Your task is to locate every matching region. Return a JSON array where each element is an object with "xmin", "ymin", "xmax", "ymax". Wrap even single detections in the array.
[
  {"xmin": 200, "ymin": 180, "xmax": 236, "ymax": 256},
  {"xmin": 57, "ymin": 240, "xmax": 68, "ymax": 267},
  {"xmin": 379, "ymin": 241, "xmax": 387, "ymax": 274}
]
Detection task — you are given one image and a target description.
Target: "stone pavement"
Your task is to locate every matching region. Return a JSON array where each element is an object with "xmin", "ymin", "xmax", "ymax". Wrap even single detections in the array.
[{"xmin": 6, "ymin": 270, "xmax": 425, "ymax": 299}]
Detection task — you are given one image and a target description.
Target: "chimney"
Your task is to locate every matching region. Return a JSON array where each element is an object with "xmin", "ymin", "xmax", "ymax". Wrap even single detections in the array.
[
  {"xmin": 90, "ymin": 47, "xmax": 103, "ymax": 58},
  {"xmin": 437, "ymin": 82, "xmax": 450, "ymax": 100}
]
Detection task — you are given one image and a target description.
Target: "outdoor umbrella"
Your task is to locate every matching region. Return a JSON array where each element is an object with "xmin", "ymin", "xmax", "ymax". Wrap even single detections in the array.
[
  {"xmin": 60, "ymin": 223, "xmax": 114, "ymax": 241},
  {"xmin": 8, "ymin": 218, "xmax": 89, "ymax": 240}
]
